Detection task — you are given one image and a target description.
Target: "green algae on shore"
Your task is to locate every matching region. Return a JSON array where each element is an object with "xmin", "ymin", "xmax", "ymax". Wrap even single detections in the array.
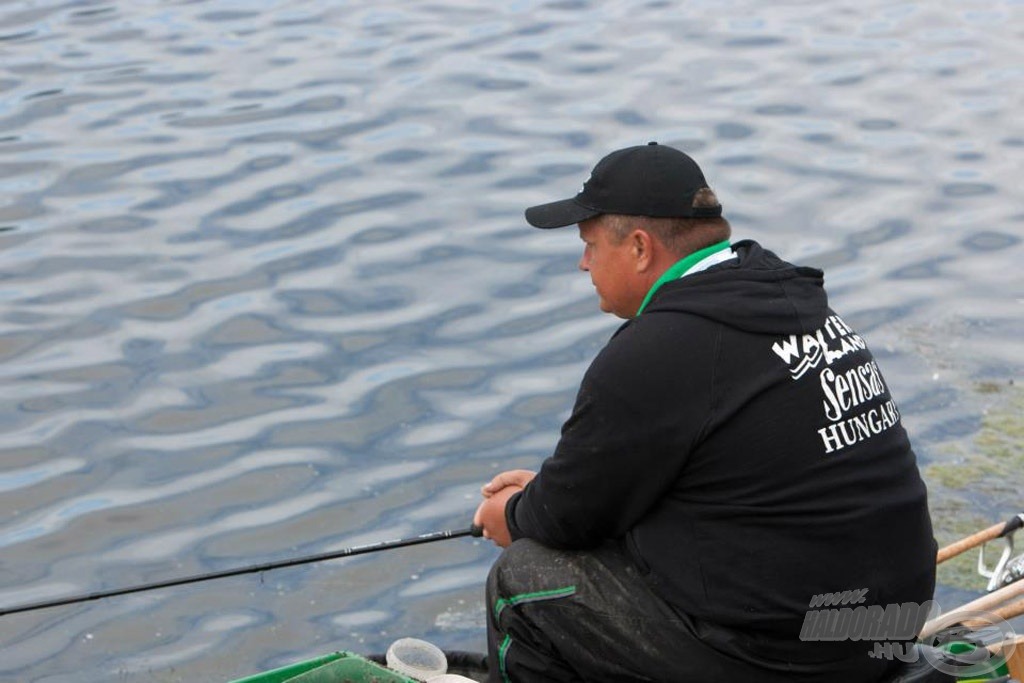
[{"xmin": 926, "ymin": 382, "xmax": 1023, "ymax": 591}]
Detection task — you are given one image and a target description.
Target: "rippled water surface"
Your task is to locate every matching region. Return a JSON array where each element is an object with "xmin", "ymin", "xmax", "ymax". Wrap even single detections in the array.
[{"xmin": 1, "ymin": 1, "xmax": 1022, "ymax": 681}]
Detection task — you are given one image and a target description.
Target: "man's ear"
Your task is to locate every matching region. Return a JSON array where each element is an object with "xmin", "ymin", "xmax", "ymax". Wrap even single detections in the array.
[{"xmin": 631, "ymin": 229, "xmax": 655, "ymax": 272}]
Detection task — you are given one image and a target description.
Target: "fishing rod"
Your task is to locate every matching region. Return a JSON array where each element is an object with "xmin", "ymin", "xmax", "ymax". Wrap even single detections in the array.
[
  {"xmin": 937, "ymin": 513, "xmax": 1024, "ymax": 564},
  {"xmin": 0, "ymin": 524, "xmax": 483, "ymax": 618}
]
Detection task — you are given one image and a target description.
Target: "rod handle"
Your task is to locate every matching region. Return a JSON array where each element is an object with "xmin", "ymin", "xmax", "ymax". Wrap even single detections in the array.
[{"xmin": 937, "ymin": 514, "xmax": 1024, "ymax": 565}]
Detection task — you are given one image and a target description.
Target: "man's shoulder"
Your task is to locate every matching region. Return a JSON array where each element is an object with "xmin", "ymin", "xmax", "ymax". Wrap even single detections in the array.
[
  {"xmin": 610, "ymin": 309, "xmax": 721, "ymax": 347},
  {"xmin": 588, "ymin": 312, "xmax": 722, "ymax": 381}
]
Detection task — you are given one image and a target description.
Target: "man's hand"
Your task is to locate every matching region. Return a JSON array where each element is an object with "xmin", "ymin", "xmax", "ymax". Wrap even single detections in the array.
[
  {"xmin": 481, "ymin": 469, "xmax": 536, "ymax": 497},
  {"xmin": 474, "ymin": 469, "xmax": 536, "ymax": 548}
]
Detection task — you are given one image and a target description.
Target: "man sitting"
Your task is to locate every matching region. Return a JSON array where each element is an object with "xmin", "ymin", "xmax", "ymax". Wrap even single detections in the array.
[{"xmin": 474, "ymin": 142, "xmax": 936, "ymax": 682}]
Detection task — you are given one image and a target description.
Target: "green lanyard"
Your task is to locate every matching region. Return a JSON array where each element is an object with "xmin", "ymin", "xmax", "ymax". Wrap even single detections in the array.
[{"xmin": 635, "ymin": 240, "xmax": 732, "ymax": 317}]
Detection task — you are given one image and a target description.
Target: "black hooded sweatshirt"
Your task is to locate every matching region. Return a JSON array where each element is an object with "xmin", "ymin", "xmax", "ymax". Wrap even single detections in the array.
[{"xmin": 505, "ymin": 240, "xmax": 936, "ymax": 662}]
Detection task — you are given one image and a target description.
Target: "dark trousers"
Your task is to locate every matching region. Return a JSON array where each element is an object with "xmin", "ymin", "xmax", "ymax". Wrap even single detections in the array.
[{"xmin": 485, "ymin": 539, "xmax": 898, "ymax": 682}]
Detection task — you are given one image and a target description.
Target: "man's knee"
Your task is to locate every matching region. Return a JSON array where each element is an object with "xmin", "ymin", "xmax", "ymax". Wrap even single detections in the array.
[
  {"xmin": 488, "ymin": 539, "xmax": 577, "ymax": 601},
  {"xmin": 488, "ymin": 539, "xmax": 544, "ymax": 593},
  {"xmin": 493, "ymin": 538, "xmax": 551, "ymax": 570}
]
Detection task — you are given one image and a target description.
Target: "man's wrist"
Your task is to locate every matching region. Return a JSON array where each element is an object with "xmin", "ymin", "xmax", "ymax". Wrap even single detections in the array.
[{"xmin": 504, "ymin": 489, "xmax": 524, "ymax": 542}]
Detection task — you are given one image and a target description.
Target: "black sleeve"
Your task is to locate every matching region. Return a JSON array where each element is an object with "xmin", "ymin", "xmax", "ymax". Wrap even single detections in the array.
[{"xmin": 507, "ymin": 318, "xmax": 720, "ymax": 549}]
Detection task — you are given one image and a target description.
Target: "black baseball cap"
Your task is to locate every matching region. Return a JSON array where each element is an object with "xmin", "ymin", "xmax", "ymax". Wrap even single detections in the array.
[{"xmin": 525, "ymin": 142, "xmax": 722, "ymax": 229}]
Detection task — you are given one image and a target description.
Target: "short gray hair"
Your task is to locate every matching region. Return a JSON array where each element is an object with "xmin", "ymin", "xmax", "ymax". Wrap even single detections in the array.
[{"xmin": 602, "ymin": 188, "xmax": 730, "ymax": 256}]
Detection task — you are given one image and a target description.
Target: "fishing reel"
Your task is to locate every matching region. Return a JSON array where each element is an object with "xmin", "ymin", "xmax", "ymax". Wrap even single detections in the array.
[{"xmin": 978, "ymin": 513, "xmax": 1024, "ymax": 592}]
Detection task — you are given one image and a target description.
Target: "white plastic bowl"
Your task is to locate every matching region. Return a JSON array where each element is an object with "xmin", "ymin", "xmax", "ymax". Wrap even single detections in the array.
[{"xmin": 385, "ymin": 638, "xmax": 448, "ymax": 681}]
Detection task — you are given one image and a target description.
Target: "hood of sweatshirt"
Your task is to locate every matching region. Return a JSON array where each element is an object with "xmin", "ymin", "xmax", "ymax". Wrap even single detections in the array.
[{"xmin": 640, "ymin": 240, "xmax": 829, "ymax": 336}]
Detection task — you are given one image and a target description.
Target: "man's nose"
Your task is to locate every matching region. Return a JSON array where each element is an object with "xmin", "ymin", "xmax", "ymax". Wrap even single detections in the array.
[{"xmin": 578, "ymin": 254, "xmax": 589, "ymax": 271}]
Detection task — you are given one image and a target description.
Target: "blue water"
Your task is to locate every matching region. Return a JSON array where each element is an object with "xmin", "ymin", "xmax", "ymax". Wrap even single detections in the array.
[{"xmin": 1, "ymin": 1, "xmax": 1022, "ymax": 681}]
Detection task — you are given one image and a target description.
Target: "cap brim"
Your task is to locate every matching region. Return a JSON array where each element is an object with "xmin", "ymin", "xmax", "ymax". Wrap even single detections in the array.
[{"xmin": 524, "ymin": 197, "xmax": 601, "ymax": 229}]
